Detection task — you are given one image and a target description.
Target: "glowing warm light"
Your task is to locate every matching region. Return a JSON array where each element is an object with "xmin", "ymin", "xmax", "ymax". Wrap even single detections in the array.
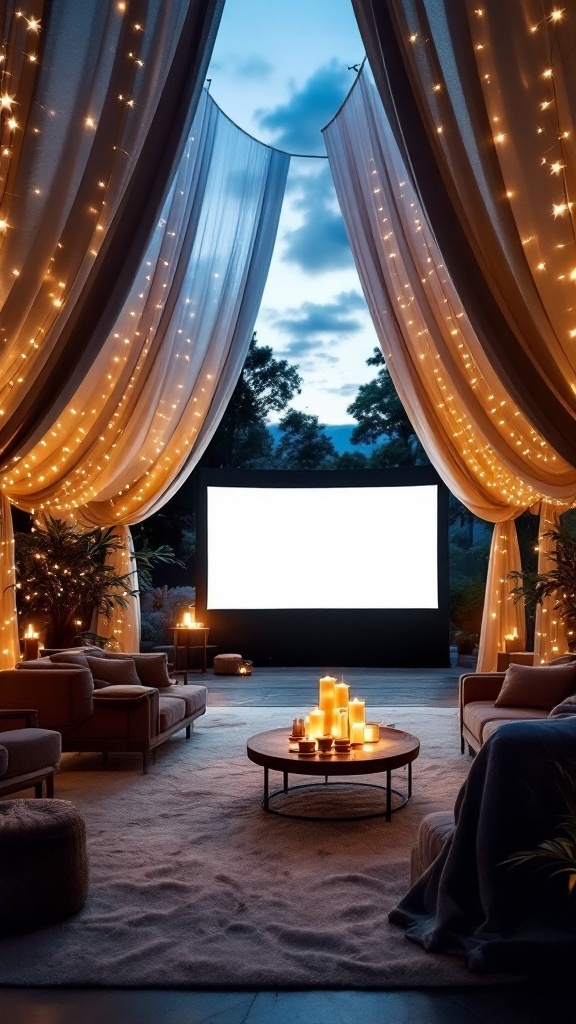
[
  {"xmin": 0, "ymin": 94, "xmax": 14, "ymax": 109},
  {"xmin": 550, "ymin": 162, "xmax": 565, "ymax": 174},
  {"xmin": 7, "ymin": 117, "xmax": 18, "ymax": 130},
  {"xmin": 84, "ymin": 116, "xmax": 96, "ymax": 129},
  {"xmin": 550, "ymin": 8, "xmax": 565, "ymax": 22}
]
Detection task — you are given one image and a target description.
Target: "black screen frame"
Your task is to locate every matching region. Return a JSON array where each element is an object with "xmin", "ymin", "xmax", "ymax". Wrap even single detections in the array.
[{"xmin": 195, "ymin": 466, "xmax": 449, "ymax": 667}]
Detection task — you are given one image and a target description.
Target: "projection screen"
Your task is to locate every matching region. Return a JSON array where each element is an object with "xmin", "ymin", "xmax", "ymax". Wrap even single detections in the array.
[
  {"xmin": 206, "ymin": 484, "xmax": 438, "ymax": 610},
  {"xmin": 195, "ymin": 468, "xmax": 449, "ymax": 667}
]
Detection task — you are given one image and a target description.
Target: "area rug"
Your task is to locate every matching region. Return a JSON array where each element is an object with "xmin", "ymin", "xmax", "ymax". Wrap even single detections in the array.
[{"xmin": 0, "ymin": 707, "xmax": 520, "ymax": 988}]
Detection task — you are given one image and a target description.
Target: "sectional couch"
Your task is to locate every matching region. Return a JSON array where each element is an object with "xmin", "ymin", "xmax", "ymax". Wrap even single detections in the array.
[
  {"xmin": 459, "ymin": 656, "xmax": 576, "ymax": 754},
  {"xmin": 0, "ymin": 648, "xmax": 207, "ymax": 772}
]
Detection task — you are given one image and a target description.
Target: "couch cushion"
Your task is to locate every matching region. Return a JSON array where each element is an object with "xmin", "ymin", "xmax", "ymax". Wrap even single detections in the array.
[
  {"xmin": 50, "ymin": 647, "xmax": 105, "ymax": 666},
  {"xmin": 0, "ymin": 728, "xmax": 61, "ymax": 777},
  {"xmin": 157, "ymin": 684, "xmax": 207, "ymax": 716},
  {"xmin": 16, "ymin": 656, "xmax": 62, "ymax": 670},
  {"xmin": 494, "ymin": 661, "xmax": 576, "ymax": 710},
  {"xmin": 86, "ymin": 656, "xmax": 140, "ymax": 689},
  {"xmin": 0, "ymin": 744, "xmax": 8, "ymax": 776},
  {"xmin": 92, "ymin": 685, "xmax": 153, "ymax": 699},
  {"xmin": 463, "ymin": 700, "xmax": 545, "ymax": 744},
  {"xmin": 158, "ymin": 696, "xmax": 186, "ymax": 732},
  {"xmin": 549, "ymin": 695, "xmax": 576, "ymax": 717},
  {"xmin": 104, "ymin": 652, "xmax": 172, "ymax": 688}
]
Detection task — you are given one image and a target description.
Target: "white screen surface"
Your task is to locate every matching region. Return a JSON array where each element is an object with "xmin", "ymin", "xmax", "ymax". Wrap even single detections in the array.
[{"xmin": 206, "ymin": 484, "xmax": 438, "ymax": 610}]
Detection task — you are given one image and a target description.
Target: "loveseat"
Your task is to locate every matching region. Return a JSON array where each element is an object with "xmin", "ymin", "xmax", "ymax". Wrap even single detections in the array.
[
  {"xmin": 459, "ymin": 657, "xmax": 576, "ymax": 754},
  {"xmin": 0, "ymin": 648, "xmax": 207, "ymax": 772}
]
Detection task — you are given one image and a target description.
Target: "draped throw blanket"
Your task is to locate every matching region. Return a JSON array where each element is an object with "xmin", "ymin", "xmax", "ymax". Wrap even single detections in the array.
[{"xmin": 390, "ymin": 717, "xmax": 576, "ymax": 974}]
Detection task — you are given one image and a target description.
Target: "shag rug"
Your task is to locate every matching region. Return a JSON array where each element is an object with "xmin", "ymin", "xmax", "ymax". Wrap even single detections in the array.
[{"xmin": 0, "ymin": 707, "xmax": 516, "ymax": 989}]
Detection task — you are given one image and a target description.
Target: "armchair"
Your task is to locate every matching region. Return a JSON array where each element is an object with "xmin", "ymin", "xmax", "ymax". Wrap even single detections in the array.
[{"xmin": 0, "ymin": 709, "xmax": 61, "ymax": 798}]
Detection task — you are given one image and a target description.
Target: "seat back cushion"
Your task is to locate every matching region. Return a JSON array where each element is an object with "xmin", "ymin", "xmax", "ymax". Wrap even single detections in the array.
[
  {"xmin": 86, "ymin": 656, "xmax": 140, "ymax": 689},
  {"xmin": 104, "ymin": 651, "xmax": 171, "ymax": 688},
  {"xmin": 494, "ymin": 661, "xmax": 576, "ymax": 710},
  {"xmin": 50, "ymin": 647, "xmax": 106, "ymax": 668}
]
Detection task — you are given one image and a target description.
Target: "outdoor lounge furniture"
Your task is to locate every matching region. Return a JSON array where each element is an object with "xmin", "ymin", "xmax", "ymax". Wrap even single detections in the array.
[
  {"xmin": 0, "ymin": 709, "xmax": 61, "ymax": 798},
  {"xmin": 0, "ymin": 799, "xmax": 88, "ymax": 935},
  {"xmin": 459, "ymin": 657, "xmax": 576, "ymax": 754},
  {"xmin": 0, "ymin": 650, "xmax": 207, "ymax": 773}
]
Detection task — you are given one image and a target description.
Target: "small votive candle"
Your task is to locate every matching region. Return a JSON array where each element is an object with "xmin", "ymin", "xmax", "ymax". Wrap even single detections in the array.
[
  {"xmin": 364, "ymin": 723, "xmax": 380, "ymax": 743},
  {"xmin": 350, "ymin": 722, "xmax": 365, "ymax": 745}
]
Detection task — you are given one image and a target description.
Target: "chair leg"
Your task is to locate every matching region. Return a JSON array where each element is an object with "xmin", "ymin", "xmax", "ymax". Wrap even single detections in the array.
[
  {"xmin": 186, "ymin": 724, "xmax": 191, "ymax": 739},
  {"xmin": 467, "ymin": 743, "xmax": 475, "ymax": 757},
  {"xmin": 142, "ymin": 751, "xmax": 150, "ymax": 774},
  {"xmin": 34, "ymin": 781, "xmax": 43, "ymax": 798},
  {"xmin": 460, "ymin": 735, "xmax": 465, "ymax": 754},
  {"xmin": 46, "ymin": 773, "xmax": 54, "ymax": 798}
]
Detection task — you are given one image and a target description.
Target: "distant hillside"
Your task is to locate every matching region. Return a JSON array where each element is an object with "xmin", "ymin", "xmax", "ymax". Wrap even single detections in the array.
[{"xmin": 268, "ymin": 423, "xmax": 375, "ymax": 455}]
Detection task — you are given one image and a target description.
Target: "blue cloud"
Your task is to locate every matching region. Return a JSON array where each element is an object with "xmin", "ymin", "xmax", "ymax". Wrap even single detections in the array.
[
  {"xmin": 234, "ymin": 55, "xmax": 274, "ymax": 79},
  {"xmin": 325, "ymin": 383, "xmax": 362, "ymax": 397},
  {"xmin": 281, "ymin": 165, "xmax": 354, "ymax": 274},
  {"xmin": 272, "ymin": 291, "xmax": 366, "ymax": 339},
  {"xmin": 255, "ymin": 61, "xmax": 352, "ymax": 153}
]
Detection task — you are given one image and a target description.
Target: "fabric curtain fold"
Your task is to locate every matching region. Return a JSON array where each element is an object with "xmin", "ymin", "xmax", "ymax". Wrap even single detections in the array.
[
  {"xmin": 323, "ymin": 65, "xmax": 572, "ymax": 669},
  {"xmin": 476, "ymin": 521, "xmax": 524, "ymax": 673},
  {"xmin": 534, "ymin": 503, "xmax": 570, "ymax": 664},
  {"xmin": 352, "ymin": 0, "xmax": 576, "ymax": 468},
  {"xmin": 2, "ymin": 91, "xmax": 289, "ymax": 661},
  {"xmin": 93, "ymin": 526, "xmax": 141, "ymax": 652},
  {"xmin": 0, "ymin": 0, "xmax": 223, "ymax": 463}
]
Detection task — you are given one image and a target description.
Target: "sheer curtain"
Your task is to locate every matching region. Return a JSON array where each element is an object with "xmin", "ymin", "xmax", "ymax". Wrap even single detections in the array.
[
  {"xmin": 0, "ymin": 0, "xmax": 223, "ymax": 463},
  {"xmin": 352, "ymin": 0, "xmax": 576, "ymax": 467},
  {"xmin": 324, "ymin": 67, "xmax": 576, "ymax": 669},
  {"xmin": 2, "ymin": 91, "xmax": 289, "ymax": 657}
]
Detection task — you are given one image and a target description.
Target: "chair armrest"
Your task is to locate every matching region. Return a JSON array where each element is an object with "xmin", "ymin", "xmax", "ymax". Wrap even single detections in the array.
[
  {"xmin": 0, "ymin": 668, "xmax": 93, "ymax": 732},
  {"xmin": 84, "ymin": 686, "xmax": 159, "ymax": 744},
  {"xmin": 0, "ymin": 708, "xmax": 38, "ymax": 728},
  {"xmin": 459, "ymin": 672, "xmax": 505, "ymax": 734}
]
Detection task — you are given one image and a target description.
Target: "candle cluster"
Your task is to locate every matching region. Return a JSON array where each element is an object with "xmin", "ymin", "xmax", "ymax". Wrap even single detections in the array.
[{"xmin": 292, "ymin": 675, "xmax": 380, "ymax": 751}]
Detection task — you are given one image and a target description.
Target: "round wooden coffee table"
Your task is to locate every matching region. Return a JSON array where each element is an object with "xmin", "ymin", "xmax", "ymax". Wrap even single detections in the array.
[{"xmin": 246, "ymin": 727, "xmax": 420, "ymax": 821}]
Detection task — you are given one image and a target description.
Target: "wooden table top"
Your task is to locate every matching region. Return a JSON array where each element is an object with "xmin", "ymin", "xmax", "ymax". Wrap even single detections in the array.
[{"xmin": 246, "ymin": 726, "xmax": 420, "ymax": 777}]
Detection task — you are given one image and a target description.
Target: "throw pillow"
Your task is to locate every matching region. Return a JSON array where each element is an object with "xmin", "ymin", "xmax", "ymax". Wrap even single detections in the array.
[
  {"xmin": 50, "ymin": 652, "xmax": 91, "ymax": 668},
  {"xmin": 495, "ymin": 662, "xmax": 576, "ymax": 711},
  {"xmin": 104, "ymin": 652, "xmax": 171, "ymax": 688},
  {"xmin": 86, "ymin": 656, "xmax": 140, "ymax": 689}
]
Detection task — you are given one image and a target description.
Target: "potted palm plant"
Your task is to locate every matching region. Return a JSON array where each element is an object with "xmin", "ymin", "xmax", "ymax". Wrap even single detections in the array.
[{"xmin": 14, "ymin": 515, "xmax": 179, "ymax": 649}]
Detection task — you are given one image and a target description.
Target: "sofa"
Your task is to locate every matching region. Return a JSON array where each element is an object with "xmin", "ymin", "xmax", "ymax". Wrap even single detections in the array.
[
  {"xmin": 0, "ymin": 648, "xmax": 207, "ymax": 773},
  {"xmin": 459, "ymin": 656, "xmax": 576, "ymax": 754},
  {"xmin": 0, "ymin": 709, "xmax": 62, "ymax": 797}
]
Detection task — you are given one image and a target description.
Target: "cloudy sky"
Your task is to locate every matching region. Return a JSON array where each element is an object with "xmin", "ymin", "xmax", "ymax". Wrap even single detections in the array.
[{"xmin": 207, "ymin": 0, "xmax": 378, "ymax": 424}]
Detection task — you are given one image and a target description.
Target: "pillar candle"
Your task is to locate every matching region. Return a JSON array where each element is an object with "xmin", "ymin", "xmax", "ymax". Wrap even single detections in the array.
[
  {"xmin": 334, "ymin": 707, "xmax": 348, "ymax": 739},
  {"xmin": 334, "ymin": 681, "xmax": 349, "ymax": 708},
  {"xmin": 308, "ymin": 708, "xmax": 325, "ymax": 739},
  {"xmin": 350, "ymin": 722, "xmax": 365, "ymax": 745},
  {"xmin": 348, "ymin": 698, "xmax": 365, "ymax": 727},
  {"xmin": 319, "ymin": 675, "xmax": 337, "ymax": 735},
  {"xmin": 364, "ymin": 723, "xmax": 380, "ymax": 743}
]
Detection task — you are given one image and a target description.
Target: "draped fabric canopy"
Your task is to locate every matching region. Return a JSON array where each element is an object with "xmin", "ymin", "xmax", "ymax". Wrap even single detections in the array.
[
  {"xmin": 324, "ymin": 60, "xmax": 576, "ymax": 667},
  {"xmin": 0, "ymin": 0, "xmax": 223, "ymax": 463},
  {"xmin": 0, "ymin": 2, "xmax": 289, "ymax": 664},
  {"xmin": 352, "ymin": 0, "xmax": 576, "ymax": 468}
]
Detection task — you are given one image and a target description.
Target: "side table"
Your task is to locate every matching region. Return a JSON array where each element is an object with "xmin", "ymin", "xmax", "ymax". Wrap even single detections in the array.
[{"xmin": 170, "ymin": 626, "xmax": 209, "ymax": 682}]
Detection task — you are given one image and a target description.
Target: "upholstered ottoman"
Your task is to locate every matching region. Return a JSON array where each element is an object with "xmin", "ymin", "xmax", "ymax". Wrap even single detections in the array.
[
  {"xmin": 410, "ymin": 810, "xmax": 455, "ymax": 884},
  {"xmin": 0, "ymin": 799, "xmax": 88, "ymax": 935},
  {"xmin": 214, "ymin": 653, "xmax": 243, "ymax": 675}
]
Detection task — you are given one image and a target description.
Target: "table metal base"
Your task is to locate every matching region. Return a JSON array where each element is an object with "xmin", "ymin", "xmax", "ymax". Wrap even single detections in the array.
[{"xmin": 261, "ymin": 763, "xmax": 412, "ymax": 821}]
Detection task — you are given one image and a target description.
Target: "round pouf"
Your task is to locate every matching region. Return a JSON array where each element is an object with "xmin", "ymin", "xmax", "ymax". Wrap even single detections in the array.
[
  {"xmin": 0, "ymin": 799, "xmax": 88, "ymax": 935},
  {"xmin": 213, "ymin": 653, "xmax": 243, "ymax": 675}
]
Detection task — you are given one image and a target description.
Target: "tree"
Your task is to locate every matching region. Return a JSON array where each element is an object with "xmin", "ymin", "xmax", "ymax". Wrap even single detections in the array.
[
  {"xmin": 275, "ymin": 410, "xmax": 337, "ymax": 469},
  {"xmin": 347, "ymin": 348, "xmax": 428, "ymax": 466},
  {"xmin": 200, "ymin": 332, "xmax": 302, "ymax": 469}
]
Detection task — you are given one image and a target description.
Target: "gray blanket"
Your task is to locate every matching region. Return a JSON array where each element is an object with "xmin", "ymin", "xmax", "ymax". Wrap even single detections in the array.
[{"xmin": 390, "ymin": 716, "xmax": 576, "ymax": 973}]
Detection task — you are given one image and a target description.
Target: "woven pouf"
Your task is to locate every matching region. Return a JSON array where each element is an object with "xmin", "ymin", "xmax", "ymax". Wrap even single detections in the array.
[
  {"xmin": 410, "ymin": 810, "xmax": 455, "ymax": 885},
  {"xmin": 0, "ymin": 799, "xmax": 88, "ymax": 935},
  {"xmin": 213, "ymin": 653, "xmax": 243, "ymax": 675}
]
